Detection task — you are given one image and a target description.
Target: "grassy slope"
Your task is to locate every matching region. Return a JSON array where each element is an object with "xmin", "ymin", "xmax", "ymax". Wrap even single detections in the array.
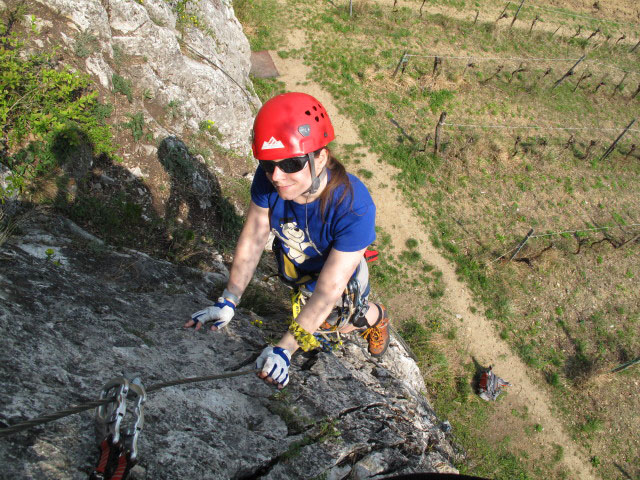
[{"xmin": 237, "ymin": 0, "xmax": 639, "ymax": 478}]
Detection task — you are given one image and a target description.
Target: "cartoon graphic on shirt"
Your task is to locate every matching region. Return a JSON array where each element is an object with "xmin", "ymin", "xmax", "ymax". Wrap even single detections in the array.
[{"xmin": 273, "ymin": 219, "xmax": 314, "ymax": 263}]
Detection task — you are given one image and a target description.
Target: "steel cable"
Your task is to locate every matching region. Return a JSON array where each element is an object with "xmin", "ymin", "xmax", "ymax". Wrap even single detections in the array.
[
  {"xmin": 0, "ymin": 398, "xmax": 114, "ymax": 438},
  {"xmin": 0, "ymin": 369, "xmax": 259, "ymax": 438}
]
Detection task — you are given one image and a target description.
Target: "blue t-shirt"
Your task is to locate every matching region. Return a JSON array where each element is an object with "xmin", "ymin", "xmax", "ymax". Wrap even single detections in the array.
[{"xmin": 251, "ymin": 166, "xmax": 376, "ymax": 289}]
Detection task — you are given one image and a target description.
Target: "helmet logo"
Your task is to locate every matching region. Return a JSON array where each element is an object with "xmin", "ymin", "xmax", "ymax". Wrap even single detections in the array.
[
  {"xmin": 262, "ymin": 136, "xmax": 285, "ymax": 150},
  {"xmin": 298, "ymin": 124, "xmax": 311, "ymax": 137}
]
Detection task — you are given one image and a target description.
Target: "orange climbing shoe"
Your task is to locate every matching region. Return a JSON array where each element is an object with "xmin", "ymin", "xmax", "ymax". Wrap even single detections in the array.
[{"xmin": 360, "ymin": 304, "xmax": 390, "ymax": 357}]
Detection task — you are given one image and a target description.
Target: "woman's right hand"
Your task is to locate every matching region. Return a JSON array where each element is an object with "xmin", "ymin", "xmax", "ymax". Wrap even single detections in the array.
[
  {"xmin": 256, "ymin": 346, "xmax": 291, "ymax": 389},
  {"xmin": 184, "ymin": 297, "xmax": 236, "ymax": 331}
]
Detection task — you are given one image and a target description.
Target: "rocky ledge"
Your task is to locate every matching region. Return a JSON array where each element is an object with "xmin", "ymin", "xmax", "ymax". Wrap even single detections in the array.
[{"xmin": 0, "ymin": 209, "xmax": 460, "ymax": 479}]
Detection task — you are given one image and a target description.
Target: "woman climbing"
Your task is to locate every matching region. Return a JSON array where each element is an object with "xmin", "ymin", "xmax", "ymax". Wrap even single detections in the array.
[{"xmin": 184, "ymin": 92, "xmax": 390, "ymax": 389}]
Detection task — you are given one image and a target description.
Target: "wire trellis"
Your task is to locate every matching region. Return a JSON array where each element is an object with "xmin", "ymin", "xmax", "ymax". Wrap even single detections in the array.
[
  {"xmin": 401, "ymin": 52, "xmax": 640, "ymax": 80},
  {"xmin": 491, "ymin": 223, "xmax": 640, "ymax": 263},
  {"xmin": 405, "ymin": 54, "xmax": 582, "ymax": 62},
  {"xmin": 442, "ymin": 122, "xmax": 640, "ymax": 134},
  {"xmin": 523, "ymin": 2, "xmax": 640, "ymax": 30}
]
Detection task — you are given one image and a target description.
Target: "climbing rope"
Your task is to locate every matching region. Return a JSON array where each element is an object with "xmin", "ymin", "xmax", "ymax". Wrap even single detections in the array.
[{"xmin": 0, "ymin": 369, "xmax": 259, "ymax": 438}]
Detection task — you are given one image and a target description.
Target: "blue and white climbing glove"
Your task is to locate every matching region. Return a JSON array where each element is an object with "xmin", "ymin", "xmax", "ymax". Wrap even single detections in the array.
[
  {"xmin": 256, "ymin": 346, "xmax": 291, "ymax": 388},
  {"xmin": 191, "ymin": 297, "xmax": 236, "ymax": 329}
]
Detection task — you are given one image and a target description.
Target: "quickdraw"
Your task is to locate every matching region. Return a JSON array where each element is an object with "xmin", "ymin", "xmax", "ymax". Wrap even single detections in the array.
[{"xmin": 90, "ymin": 378, "xmax": 146, "ymax": 480}]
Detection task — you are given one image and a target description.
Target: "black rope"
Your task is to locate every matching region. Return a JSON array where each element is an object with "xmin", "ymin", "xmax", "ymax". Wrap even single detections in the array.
[{"xmin": 0, "ymin": 369, "xmax": 259, "ymax": 439}]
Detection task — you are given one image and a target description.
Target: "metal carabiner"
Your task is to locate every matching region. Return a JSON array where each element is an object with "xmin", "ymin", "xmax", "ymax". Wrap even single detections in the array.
[
  {"xmin": 96, "ymin": 377, "xmax": 129, "ymax": 445},
  {"xmin": 122, "ymin": 378, "xmax": 146, "ymax": 462}
]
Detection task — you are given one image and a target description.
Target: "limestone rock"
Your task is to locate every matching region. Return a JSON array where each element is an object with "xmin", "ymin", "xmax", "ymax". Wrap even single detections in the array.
[
  {"xmin": 31, "ymin": 0, "xmax": 260, "ymax": 153},
  {"xmin": 0, "ymin": 210, "xmax": 460, "ymax": 478}
]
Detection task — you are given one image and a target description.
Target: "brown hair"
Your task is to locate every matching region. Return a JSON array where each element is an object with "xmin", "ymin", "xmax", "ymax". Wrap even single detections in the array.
[{"xmin": 318, "ymin": 148, "xmax": 353, "ymax": 221}]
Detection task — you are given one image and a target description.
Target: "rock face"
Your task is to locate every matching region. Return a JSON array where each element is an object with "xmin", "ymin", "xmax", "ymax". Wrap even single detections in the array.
[
  {"xmin": 31, "ymin": 0, "xmax": 260, "ymax": 153},
  {"xmin": 0, "ymin": 210, "xmax": 460, "ymax": 479}
]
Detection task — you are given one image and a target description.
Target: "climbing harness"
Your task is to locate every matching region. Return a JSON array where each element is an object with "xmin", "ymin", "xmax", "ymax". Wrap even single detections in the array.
[
  {"xmin": 91, "ymin": 377, "xmax": 146, "ymax": 480},
  {"xmin": 279, "ymin": 243, "xmax": 379, "ymax": 353},
  {"xmin": 289, "ymin": 287, "xmax": 342, "ymax": 352}
]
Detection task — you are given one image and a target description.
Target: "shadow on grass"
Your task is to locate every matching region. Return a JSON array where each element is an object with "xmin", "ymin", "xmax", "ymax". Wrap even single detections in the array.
[{"xmin": 45, "ymin": 126, "xmax": 243, "ymax": 269}]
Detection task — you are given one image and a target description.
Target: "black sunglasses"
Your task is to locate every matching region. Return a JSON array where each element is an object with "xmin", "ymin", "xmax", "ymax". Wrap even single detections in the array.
[{"xmin": 259, "ymin": 155, "xmax": 309, "ymax": 174}]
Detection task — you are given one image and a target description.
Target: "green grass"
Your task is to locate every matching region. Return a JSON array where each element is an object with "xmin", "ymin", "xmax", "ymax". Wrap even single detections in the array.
[
  {"xmin": 1, "ymin": 12, "xmax": 115, "ymax": 200},
  {"xmin": 122, "ymin": 112, "xmax": 145, "ymax": 142},
  {"xmin": 256, "ymin": 1, "xmax": 640, "ymax": 478},
  {"xmin": 397, "ymin": 318, "xmax": 533, "ymax": 479},
  {"xmin": 234, "ymin": 0, "xmax": 285, "ymax": 50},
  {"xmin": 250, "ymin": 75, "xmax": 286, "ymax": 102},
  {"xmin": 74, "ymin": 31, "xmax": 99, "ymax": 58},
  {"xmin": 112, "ymin": 73, "xmax": 133, "ymax": 102}
]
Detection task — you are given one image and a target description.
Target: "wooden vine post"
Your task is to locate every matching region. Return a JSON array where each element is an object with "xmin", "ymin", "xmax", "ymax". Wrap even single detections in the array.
[
  {"xmin": 510, "ymin": 0, "xmax": 525, "ymax": 29},
  {"xmin": 432, "ymin": 56, "xmax": 442, "ymax": 77},
  {"xmin": 552, "ymin": 55, "xmax": 585, "ymax": 90},
  {"xmin": 600, "ymin": 118, "xmax": 637, "ymax": 162},
  {"xmin": 434, "ymin": 112, "xmax": 447, "ymax": 155},
  {"xmin": 496, "ymin": 2, "xmax": 510, "ymax": 22},
  {"xmin": 613, "ymin": 72, "xmax": 628, "ymax": 96},
  {"xmin": 509, "ymin": 228, "xmax": 534, "ymax": 261},
  {"xmin": 392, "ymin": 51, "xmax": 408, "ymax": 78},
  {"xmin": 610, "ymin": 357, "xmax": 640, "ymax": 374}
]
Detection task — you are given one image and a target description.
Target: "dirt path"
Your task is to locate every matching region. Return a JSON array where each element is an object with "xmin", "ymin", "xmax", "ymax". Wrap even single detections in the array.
[{"xmin": 270, "ymin": 28, "xmax": 598, "ymax": 480}]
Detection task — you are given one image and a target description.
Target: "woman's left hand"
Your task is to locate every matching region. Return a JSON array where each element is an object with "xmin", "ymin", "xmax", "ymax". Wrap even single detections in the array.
[{"xmin": 256, "ymin": 346, "xmax": 291, "ymax": 389}]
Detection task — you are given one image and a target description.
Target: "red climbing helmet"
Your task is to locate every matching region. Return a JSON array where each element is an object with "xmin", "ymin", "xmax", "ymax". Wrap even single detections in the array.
[{"xmin": 252, "ymin": 92, "xmax": 335, "ymax": 161}]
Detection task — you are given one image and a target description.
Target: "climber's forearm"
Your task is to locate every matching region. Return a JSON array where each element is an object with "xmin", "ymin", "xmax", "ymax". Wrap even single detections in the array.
[{"xmin": 226, "ymin": 201, "xmax": 271, "ymax": 300}]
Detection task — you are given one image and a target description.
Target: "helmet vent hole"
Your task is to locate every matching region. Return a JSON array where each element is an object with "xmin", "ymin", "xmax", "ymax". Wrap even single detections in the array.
[
  {"xmin": 305, "ymin": 110, "xmax": 311, "ymax": 116},
  {"xmin": 313, "ymin": 106, "xmax": 318, "ymax": 111},
  {"xmin": 321, "ymin": 113, "xmax": 325, "ymax": 118},
  {"xmin": 315, "ymin": 116, "xmax": 319, "ymax": 122}
]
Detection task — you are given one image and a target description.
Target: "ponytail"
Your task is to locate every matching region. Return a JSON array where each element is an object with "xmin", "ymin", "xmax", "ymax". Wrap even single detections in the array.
[{"xmin": 318, "ymin": 148, "xmax": 353, "ymax": 221}]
